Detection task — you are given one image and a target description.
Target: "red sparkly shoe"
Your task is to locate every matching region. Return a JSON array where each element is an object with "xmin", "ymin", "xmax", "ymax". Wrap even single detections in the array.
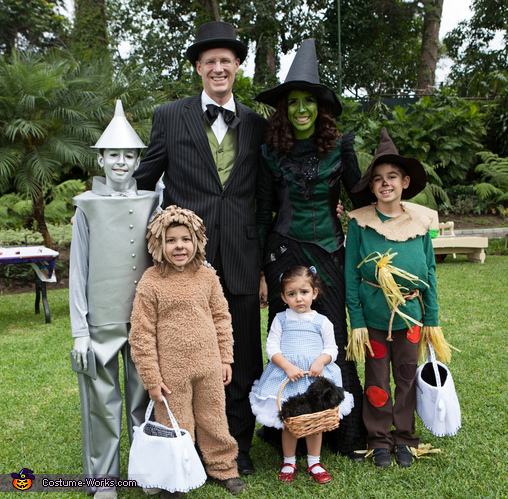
[
  {"xmin": 307, "ymin": 463, "xmax": 331, "ymax": 484},
  {"xmin": 278, "ymin": 463, "xmax": 296, "ymax": 482}
]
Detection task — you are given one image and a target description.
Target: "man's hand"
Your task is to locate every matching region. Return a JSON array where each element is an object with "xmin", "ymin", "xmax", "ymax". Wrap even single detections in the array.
[{"xmin": 259, "ymin": 274, "xmax": 268, "ymax": 308}]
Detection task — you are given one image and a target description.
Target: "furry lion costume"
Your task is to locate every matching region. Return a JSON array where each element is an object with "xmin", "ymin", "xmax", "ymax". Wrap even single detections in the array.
[{"xmin": 130, "ymin": 205, "xmax": 239, "ymax": 481}]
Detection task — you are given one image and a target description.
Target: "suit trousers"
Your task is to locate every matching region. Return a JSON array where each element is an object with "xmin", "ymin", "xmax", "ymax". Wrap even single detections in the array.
[
  {"xmin": 214, "ymin": 249, "xmax": 263, "ymax": 454},
  {"xmin": 363, "ymin": 326, "xmax": 420, "ymax": 450}
]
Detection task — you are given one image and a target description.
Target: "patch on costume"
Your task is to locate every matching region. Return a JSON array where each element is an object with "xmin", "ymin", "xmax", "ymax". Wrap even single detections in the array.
[
  {"xmin": 398, "ymin": 363, "xmax": 417, "ymax": 381},
  {"xmin": 407, "ymin": 325, "xmax": 421, "ymax": 343},
  {"xmin": 366, "ymin": 386, "xmax": 389, "ymax": 407},
  {"xmin": 368, "ymin": 339, "xmax": 387, "ymax": 359}
]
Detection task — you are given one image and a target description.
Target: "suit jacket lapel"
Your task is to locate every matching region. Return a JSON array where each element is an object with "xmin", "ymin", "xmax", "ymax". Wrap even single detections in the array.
[
  {"xmin": 183, "ymin": 94, "xmax": 222, "ymax": 185},
  {"xmin": 224, "ymin": 99, "xmax": 253, "ymax": 191}
]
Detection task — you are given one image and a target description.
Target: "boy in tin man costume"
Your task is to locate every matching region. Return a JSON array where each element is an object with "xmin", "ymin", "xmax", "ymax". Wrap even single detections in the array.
[{"xmin": 69, "ymin": 101, "xmax": 159, "ymax": 498}]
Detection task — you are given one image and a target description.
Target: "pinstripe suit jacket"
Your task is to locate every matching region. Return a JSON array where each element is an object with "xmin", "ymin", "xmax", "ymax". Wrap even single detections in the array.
[{"xmin": 134, "ymin": 93, "xmax": 267, "ymax": 295}]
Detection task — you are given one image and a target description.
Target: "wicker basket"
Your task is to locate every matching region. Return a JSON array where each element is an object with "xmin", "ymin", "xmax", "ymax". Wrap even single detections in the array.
[{"xmin": 277, "ymin": 372, "xmax": 341, "ymax": 439}]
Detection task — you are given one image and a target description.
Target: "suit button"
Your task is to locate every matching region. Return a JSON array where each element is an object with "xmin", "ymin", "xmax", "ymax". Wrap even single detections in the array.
[
  {"xmin": 215, "ymin": 224, "xmax": 220, "ymax": 229},
  {"xmin": 129, "ymin": 225, "xmax": 134, "ymax": 229}
]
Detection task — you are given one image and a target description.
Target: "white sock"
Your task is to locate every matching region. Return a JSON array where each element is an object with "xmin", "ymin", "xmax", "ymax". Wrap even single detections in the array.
[
  {"xmin": 308, "ymin": 455, "xmax": 325, "ymax": 473},
  {"xmin": 281, "ymin": 456, "xmax": 296, "ymax": 474}
]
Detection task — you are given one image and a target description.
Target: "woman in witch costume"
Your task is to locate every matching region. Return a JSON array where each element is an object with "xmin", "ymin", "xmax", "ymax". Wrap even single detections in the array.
[{"xmin": 255, "ymin": 39, "xmax": 367, "ymax": 459}]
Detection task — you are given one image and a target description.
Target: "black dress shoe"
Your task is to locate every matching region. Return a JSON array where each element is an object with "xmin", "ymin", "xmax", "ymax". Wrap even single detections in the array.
[
  {"xmin": 236, "ymin": 451, "xmax": 255, "ymax": 475},
  {"xmin": 347, "ymin": 450, "xmax": 366, "ymax": 463}
]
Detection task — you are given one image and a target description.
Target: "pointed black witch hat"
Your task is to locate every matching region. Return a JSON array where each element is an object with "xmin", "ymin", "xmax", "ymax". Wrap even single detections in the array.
[{"xmin": 254, "ymin": 38, "xmax": 342, "ymax": 117}]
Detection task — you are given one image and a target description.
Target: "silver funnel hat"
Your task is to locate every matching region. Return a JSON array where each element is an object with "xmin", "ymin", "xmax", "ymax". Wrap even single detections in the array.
[{"xmin": 92, "ymin": 100, "xmax": 147, "ymax": 149}]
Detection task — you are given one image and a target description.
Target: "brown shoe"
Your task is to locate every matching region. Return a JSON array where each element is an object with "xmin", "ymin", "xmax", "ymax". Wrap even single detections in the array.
[
  {"xmin": 209, "ymin": 477, "xmax": 246, "ymax": 495},
  {"xmin": 160, "ymin": 491, "xmax": 182, "ymax": 499}
]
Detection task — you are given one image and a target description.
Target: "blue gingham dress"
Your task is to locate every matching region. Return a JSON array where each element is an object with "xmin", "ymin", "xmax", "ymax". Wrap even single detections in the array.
[{"xmin": 250, "ymin": 310, "xmax": 351, "ymax": 429}]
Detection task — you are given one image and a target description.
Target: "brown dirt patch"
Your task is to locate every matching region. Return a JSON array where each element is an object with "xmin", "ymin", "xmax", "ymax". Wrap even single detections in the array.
[{"xmin": 438, "ymin": 212, "xmax": 508, "ymax": 230}]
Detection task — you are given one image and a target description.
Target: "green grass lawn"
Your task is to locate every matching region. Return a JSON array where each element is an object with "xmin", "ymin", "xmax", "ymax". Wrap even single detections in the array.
[{"xmin": 1, "ymin": 256, "xmax": 507, "ymax": 498}]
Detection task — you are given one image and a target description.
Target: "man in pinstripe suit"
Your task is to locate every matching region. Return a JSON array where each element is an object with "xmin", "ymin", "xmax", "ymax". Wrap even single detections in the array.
[{"xmin": 133, "ymin": 21, "xmax": 266, "ymax": 475}]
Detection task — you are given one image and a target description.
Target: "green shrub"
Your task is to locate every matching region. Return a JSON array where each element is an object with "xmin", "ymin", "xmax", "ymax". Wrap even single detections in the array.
[
  {"xmin": 0, "ymin": 193, "xmax": 33, "ymax": 229},
  {"xmin": 0, "ymin": 224, "xmax": 73, "ymax": 248},
  {"xmin": 474, "ymin": 151, "xmax": 508, "ymax": 209},
  {"xmin": 0, "ymin": 180, "xmax": 84, "ymax": 230},
  {"xmin": 487, "ymin": 237, "xmax": 508, "ymax": 256}
]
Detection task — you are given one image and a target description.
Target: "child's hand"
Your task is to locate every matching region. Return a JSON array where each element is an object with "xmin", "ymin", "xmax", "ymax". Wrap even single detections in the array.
[
  {"xmin": 308, "ymin": 360, "xmax": 325, "ymax": 377},
  {"xmin": 222, "ymin": 363, "xmax": 232, "ymax": 386},
  {"xmin": 148, "ymin": 382, "xmax": 171, "ymax": 402},
  {"xmin": 285, "ymin": 364, "xmax": 304, "ymax": 382}
]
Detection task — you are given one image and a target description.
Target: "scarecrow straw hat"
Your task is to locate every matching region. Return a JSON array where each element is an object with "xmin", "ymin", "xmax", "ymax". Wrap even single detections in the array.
[{"xmin": 352, "ymin": 127, "xmax": 427, "ymax": 204}]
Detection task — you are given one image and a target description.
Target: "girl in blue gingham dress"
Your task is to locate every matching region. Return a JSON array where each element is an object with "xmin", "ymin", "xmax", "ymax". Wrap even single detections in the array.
[{"xmin": 249, "ymin": 266, "xmax": 354, "ymax": 483}]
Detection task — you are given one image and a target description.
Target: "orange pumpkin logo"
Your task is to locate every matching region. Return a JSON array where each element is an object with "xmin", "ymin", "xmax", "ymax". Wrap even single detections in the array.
[{"xmin": 11, "ymin": 469, "xmax": 34, "ymax": 490}]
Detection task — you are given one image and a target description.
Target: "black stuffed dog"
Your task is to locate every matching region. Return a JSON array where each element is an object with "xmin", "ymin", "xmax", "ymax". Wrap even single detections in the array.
[{"xmin": 279, "ymin": 377, "xmax": 345, "ymax": 422}]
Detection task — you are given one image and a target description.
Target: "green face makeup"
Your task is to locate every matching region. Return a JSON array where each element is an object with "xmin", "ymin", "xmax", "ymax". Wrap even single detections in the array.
[{"xmin": 287, "ymin": 90, "xmax": 318, "ymax": 139}]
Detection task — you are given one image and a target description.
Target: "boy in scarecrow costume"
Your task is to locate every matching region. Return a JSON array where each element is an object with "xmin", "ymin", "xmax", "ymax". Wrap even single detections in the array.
[
  {"xmin": 70, "ymin": 101, "xmax": 159, "ymax": 498},
  {"xmin": 344, "ymin": 128, "xmax": 452, "ymax": 468}
]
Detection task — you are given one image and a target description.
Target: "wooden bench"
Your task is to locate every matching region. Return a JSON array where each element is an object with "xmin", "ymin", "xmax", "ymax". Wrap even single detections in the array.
[{"xmin": 404, "ymin": 202, "xmax": 489, "ymax": 263}]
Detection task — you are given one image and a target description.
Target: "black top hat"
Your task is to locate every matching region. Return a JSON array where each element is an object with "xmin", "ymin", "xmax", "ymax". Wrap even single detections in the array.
[
  {"xmin": 186, "ymin": 21, "xmax": 247, "ymax": 64},
  {"xmin": 352, "ymin": 127, "xmax": 427, "ymax": 204},
  {"xmin": 254, "ymin": 39, "xmax": 342, "ymax": 117}
]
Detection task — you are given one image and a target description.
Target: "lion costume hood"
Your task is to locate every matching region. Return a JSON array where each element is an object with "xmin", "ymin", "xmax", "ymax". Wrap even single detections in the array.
[{"xmin": 146, "ymin": 205, "xmax": 207, "ymax": 273}]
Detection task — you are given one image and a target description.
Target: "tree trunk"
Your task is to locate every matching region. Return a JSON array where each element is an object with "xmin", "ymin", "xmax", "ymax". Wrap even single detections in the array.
[
  {"xmin": 417, "ymin": 0, "xmax": 444, "ymax": 95},
  {"xmin": 210, "ymin": 0, "xmax": 221, "ymax": 21},
  {"xmin": 253, "ymin": 32, "xmax": 278, "ymax": 86},
  {"xmin": 32, "ymin": 192, "xmax": 53, "ymax": 250},
  {"xmin": 71, "ymin": 0, "xmax": 109, "ymax": 57}
]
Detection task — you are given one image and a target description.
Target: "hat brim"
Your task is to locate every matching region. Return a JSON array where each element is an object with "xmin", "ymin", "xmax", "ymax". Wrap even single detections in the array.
[
  {"xmin": 254, "ymin": 80, "xmax": 342, "ymax": 117},
  {"xmin": 186, "ymin": 39, "xmax": 247, "ymax": 64},
  {"xmin": 352, "ymin": 154, "xmax": 427, "ymax": 204}
]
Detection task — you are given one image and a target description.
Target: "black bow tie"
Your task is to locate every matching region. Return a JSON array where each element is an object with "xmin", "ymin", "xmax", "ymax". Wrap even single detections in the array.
[{"xmin": 205, "ymin": 104, "xmax": 240, "ymax": 129}]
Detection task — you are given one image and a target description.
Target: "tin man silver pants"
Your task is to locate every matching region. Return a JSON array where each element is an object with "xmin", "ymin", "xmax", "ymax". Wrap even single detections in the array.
[{"xmin": 79, "ymin": 323, "xmax": 148, "ymax": 481}]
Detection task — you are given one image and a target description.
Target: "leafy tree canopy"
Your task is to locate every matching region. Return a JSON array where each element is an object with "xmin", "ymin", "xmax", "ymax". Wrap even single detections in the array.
[
  {"xmin": 0, "ymin": 0, "xmax": 69, "ymax": 54},
  {"xmin": 444, "ymin": 0, "xmax": 508, "ymax": 96},
  {"xmin": 321, "ymin": 0, "xmax": 424, "ymax": 99},
  {"xmin": 107, "ymin": 0, "xmax": 427, "ymax": 98}
]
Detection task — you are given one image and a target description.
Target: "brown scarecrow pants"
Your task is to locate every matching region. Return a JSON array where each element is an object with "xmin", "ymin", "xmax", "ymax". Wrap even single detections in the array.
[{"xmin": 363, "ymin": 325, "xmax": 420, "ymax": 450}]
